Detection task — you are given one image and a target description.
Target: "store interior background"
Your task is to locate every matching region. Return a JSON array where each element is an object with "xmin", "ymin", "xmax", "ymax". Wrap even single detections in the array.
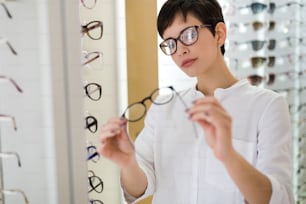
[{"xmin": 0, "ymin": 0, "xmax": 306, "ymax": 204}]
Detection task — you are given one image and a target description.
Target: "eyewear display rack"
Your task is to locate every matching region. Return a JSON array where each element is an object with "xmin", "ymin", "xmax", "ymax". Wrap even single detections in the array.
[
  {"xmin": 223, "ymin": 0, "xmax": 306, "ymax": 203},
  {"xmin": 79, "ymin": 0, "xmax": 124, "ymax": 203},
  {"xmin": 0, "ymin": 0, "xmax": 88, "ymax": 204}
]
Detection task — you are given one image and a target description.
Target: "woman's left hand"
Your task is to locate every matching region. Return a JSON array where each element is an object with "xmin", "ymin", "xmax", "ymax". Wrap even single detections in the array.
[{"xmin": 187, "ymin": 96, "xmax": 235, "ymax": 162}]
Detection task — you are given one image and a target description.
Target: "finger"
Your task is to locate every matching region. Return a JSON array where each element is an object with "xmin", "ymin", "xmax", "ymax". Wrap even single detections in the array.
[
  {"xmin": 188, "ymin": 103, "xmax": 231, "ymax": 129},
  {"xmin": 100, "ymin": 118, "xmax": 127, "ymax": 139}
]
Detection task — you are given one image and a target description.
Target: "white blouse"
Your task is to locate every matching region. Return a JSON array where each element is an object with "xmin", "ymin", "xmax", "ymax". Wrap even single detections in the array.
[{"xmin": 124, "ymin": 79, "xmax": 294, "ymax": 204}]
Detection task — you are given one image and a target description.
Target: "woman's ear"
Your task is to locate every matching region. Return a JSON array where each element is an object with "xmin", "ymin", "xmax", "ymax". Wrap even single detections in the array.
[{"xmin": 214, "ymin": 22, "xmax": 227, "ymax": 47}]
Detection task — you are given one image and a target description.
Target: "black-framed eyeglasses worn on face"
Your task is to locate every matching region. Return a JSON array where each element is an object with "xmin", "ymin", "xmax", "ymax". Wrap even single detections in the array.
[
  {"xmin": 84, "ymin": 82, "xmax": 102, "ymax": 101},
  {"xmin": 81, "ymin": 20, "xmax": 103, "ymax": 40},
  {"xmin": 80, "ymin": 0, "xmax": 97, "ymax": 9},
  {"xmin": 0, "ymin": 151, "xmax": 21, "ymax": 167},
  {"xmin": 159, "ymin": 24, "xmax": 211, "ymax": 55},
  {"xmin": 0, "ymin": 37, "xmax": 17, "ymax": 55},
  {"xmin": 0, "ymin": 188, "xmax": 29, "ymax": 204},
  {"xmin": 0, "ymin": 75, "xmax": 23, "ymax": 93},
  {"xmin": 0, "ymin": 114, "xmax": 17, "ymax": 130}
]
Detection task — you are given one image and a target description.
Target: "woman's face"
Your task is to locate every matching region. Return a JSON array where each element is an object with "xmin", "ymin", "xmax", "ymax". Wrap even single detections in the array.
[{"xmin": 162, "ymin": 13, "xmax": 221, "ymax": 78}]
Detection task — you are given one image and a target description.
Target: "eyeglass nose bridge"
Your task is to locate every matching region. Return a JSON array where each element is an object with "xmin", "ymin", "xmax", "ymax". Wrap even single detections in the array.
[{"xmin": 176, "ymin": 39, "xmax": 191, "ymax": 55}]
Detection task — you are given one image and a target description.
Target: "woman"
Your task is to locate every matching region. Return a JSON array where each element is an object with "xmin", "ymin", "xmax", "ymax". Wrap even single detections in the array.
[{"xmin": 98, "ymin": 0, "xmax": 294, "ymax": 203}]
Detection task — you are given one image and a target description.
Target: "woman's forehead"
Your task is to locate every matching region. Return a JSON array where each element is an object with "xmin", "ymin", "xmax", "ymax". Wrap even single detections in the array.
[{"xmin": 162, "ymin": 13, "xmax": 201, "ymax": 38}]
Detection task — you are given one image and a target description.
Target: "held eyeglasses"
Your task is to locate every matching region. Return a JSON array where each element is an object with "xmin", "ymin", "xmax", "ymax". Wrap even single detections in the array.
[{"xmin": 159, "ymin": 24, "xmax": 211, "ymax": 55}]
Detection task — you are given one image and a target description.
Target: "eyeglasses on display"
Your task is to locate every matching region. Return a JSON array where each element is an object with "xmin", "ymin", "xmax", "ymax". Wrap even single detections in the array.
[
  {"xmin": 81, "ymin": 20, "xmax": 103, "ymax": 40},
  {"xmin": 0, "ymin": 75, "xmax": 23, "ymax": 93},
  {"xmin": 0, "ymin": 151, "xmax": 21, "ymax": 167},
  {"xmin": 82, "ymin": 51, "xmax": 103, "ymax": 67},
  {"xmin": 0, "ymin": 1, "xmax": 12, "ymax": 18},
  {"xmin": 85, "ymin": 115, "xmax": 98, "ymax": 133},
  {"xmin": 0, "ymin": 37, "xmax": 17, "ymax": 55},
  {"xmin": 238, "ymin": 2, "xmax": 276, "ymax": 14},
  {"xmin": 238, "ymin": 2, "xmax": 305, "ymax": 15},
  {"xmin": 229, "ymin": 21, "xmax": 276, "ymax": 34},
  {"xmin": 252, "ymin": 20, "xmax": 276, "ymax": 31},
  {"xmin": 250, "ymin": 56, "xmax": 275, "ymax": 68},
  {"xmin": 233, "ymin": 39, "xmax": 276, "ymax": 51},
  {"xmin": 84, "ymin": 82, "xmax": 102, "ymax": 101},
  {"xmin": 248, "ymin": 69, "xmax": 306, "ymax": 86},
  {"xmin": 87, "ymin": 145, "xmax": 100, "ymax": 162},
  {"xmin": 80, "ymin": 0, "xmax": 97, "ymax": 9},
  {"xmin": 0, "ymin": 114, "xmax": 17, "ymax": 130},
  {"xmin": 160, "ymin": 24, "xmax": 211, "ymax": 55},
  {"xmin": 88, "ymin": 170, "xmax": 104, "ymax": 194},
  {"xmin": 247, "ymin": 73, "xmax": 275, "ymax": 86},
  {"xmin": 89, "ymin": 199, "xmax": 104, "ymax": 204},
  {"xmin": 0, "ymin": 188, "xmax": 29, "ymax": 204}
]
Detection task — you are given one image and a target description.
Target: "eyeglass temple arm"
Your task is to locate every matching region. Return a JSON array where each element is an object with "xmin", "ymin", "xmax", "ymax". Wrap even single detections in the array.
[
  {"xmin": 6, "ymin": 40, "xmax": 17, "ymax": 55},
  {"xmin": 1, "ymin": 189, "xmax": 29, "ymax": 204},
  {"xmin": 0, "ymin": 151, "xmax": 22, "ymax": 167},
  {"xmin": 0, "ymin": 76, "xmax": 23, "ymax": 93},
  {"xmin": 170, "ymin": 86, "xmax": 199, "ymax": 139},
  {"xmin": 0, "ymin": 114, "xmax": 17, "ymax": 130},
  {"xmin": 0, "ymin": 2, "xmax": 12, "ymax": 18}
]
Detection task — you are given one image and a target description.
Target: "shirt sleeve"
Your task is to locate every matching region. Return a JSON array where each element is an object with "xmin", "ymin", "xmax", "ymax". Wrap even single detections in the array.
[
  {"xmin": 257, "ymin": 95, "xmax": 294, "ymax": 204},
  {"xmin": 121, "ymin": 104, "xmax": 158, "ymax": 204}
]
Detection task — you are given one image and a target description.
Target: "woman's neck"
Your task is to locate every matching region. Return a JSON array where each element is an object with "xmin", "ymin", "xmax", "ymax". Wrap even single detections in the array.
[{"xmin": 196, "ymin": 65, "xmax": 238, "ymax": 96}]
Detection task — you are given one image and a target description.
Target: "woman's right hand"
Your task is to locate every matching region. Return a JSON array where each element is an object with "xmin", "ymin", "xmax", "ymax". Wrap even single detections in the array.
[{"xmin": 97, "ymin": 117, "xmax": 135, "ymax": 168}]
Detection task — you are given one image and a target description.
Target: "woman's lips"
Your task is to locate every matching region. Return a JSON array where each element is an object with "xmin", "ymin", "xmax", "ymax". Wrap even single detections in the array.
[{"xmin": 181, "ymin": 58, "xmax": 196, "ymax": 68}]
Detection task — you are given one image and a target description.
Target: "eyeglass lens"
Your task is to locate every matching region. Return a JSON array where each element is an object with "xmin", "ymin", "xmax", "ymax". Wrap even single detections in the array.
[
  {"xmin": 85, "ymin": 115, "xmax": 98, "ymax": 133},
  {"xmin": 88, "ymin": 171, "xmax": 104, "ymax": 193},
  {"xmin": 245, "ymin": 2, "xmax": 276, "ymax": 14},
  {"xmin": 82, "ymin": 51, "xmax": 103, "ymax": 66},
  {"xmin": 251, "ymin": 56, "xmax": 275, "ymax": 68},
  {"xmin": 80, "ymin": 0, "xmax": 97, "ymax": 9},
  {"xmin": 248, "ymin": 74, "xmax": 275, "ymax": 86},
  {"xmin": 160, "ymin": 26, "xmax": 201, "ymax": 55},
  {"xmin": 84, "ymin": 83, "xmax": 102, "ymax": 101},
  {"xmin": 252, "ymin": 21, "xmax": 276, "ymax": 31}
]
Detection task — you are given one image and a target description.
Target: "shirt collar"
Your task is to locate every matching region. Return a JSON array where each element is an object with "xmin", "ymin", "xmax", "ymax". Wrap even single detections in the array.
[{"xmin": 190, "ymin": 79, "xmax": 250, "ymax": 100}]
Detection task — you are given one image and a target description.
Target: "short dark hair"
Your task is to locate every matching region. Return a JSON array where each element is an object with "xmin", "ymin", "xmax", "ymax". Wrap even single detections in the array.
[{"xmin": 157, "ymin": 0, "xmax": 226, "ymax": 55}]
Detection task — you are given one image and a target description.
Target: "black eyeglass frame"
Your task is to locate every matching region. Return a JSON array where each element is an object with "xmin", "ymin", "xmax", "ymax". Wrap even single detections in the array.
[
  {"xmin": 80, "ymin": 0, "xmax": 97, "ymax": 9},
  {"xmin": 81, "ymin": 20, "xmax": 103, "ymax": 40},
  {"xmin": 84, "ymin": 82, "xmax": 102, "ymax": 101},
  {"xmin": 159, "ymin": 24, "xmax": 211, "ymax": 55},
  {"xmin": 121, "ymin": 86, "xmax": 199, "ymax": 138}
]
